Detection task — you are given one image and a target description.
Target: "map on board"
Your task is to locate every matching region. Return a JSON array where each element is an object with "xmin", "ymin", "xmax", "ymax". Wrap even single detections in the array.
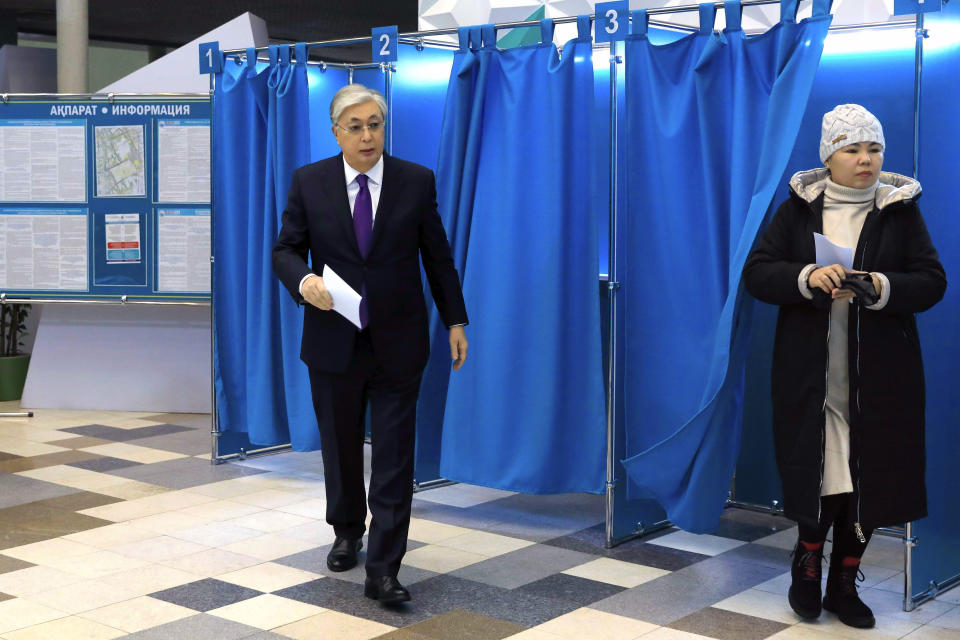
[{"xmin": 94, "ymin": 125, "xmax": 146, "ymax": 197}]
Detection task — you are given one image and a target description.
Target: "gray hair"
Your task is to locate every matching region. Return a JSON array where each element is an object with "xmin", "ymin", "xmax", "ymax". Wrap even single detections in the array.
[{"xmin": 329, "ymin": 83, "xmax": 387, "ymax": 125}]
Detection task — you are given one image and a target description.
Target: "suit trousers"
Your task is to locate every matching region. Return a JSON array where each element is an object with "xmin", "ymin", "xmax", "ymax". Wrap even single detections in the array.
[{"xmin": 308, "ymin": 329, "xmax": 421, "ymax": 578}]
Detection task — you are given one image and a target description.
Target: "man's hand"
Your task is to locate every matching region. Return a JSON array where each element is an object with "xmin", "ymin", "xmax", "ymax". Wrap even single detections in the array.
[
  {"xmin": 302, "ymin": 275, "xmax": 333, "ymax": 310},
  {"xmin": 449, "ymin": 326, "xmax": 468, "ymax": 371}
]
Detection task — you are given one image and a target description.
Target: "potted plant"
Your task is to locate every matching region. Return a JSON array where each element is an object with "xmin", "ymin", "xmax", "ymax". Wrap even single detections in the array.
[{"xmin": 0, "ymin": 302, "xmax": 32, "ymax": 401}]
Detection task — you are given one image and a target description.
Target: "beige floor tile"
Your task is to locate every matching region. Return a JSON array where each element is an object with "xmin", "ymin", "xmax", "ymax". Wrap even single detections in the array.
[
  {"xmin": 0, "ymin": 426, "xmax": 74, "ymax": 444},
  {"xmin": 95, "ymin": 481, "xmax": 170, "ymax": 501},
  {"xmin": 2, "ymin": 538, "xmax": 100, "ymax": 565},
  {"xmin": 0, "ymin": 598, "xmax": 68, "ymax": 634},
  {"xmin": 274, "ymin": 521, "xmax": 339, "ymax": 546},
  {"xmin": 225, "ymin": 510, "xmax": 315, "ymax": 533},
  {"xmin": 902, "ymin": 625, "xmax": 960, "ymax": 639},
  {"xmin": 220, "ymin": 534, "xmax": 317, "ymax": 562},
  {"xmin": 86, "ymin": 418, "xmax": 164, "ymax": 430},
  {"xmin": 30, "ymin": 580, "xmax": 139, "ymax": 615},
  {"xmin": 175, "ymin": 500, "xmax": 264, "ymax": 522},
  {"xmin": 226, "ymin": 489, "xmax": 304, "ymax": 509},
  {"xmin": 169, "ymin": 522, "xmax": 263, "ymax": 547},
  {"xmin": 78, "ymin": 443, "xmax": 186, "ymax": 464},
  {"xmin": 0, "ymin": 566, "xmax": 84, "ymax": 597},
  {"xmin": 216, "ymin": 562, "xmax": 322, "ymax": 592},
  {"xmin": 0, "ymin": 438, "xmax": 69, "ymax": 457},
  {"xmin": 208, "ymin": 593, "xmax": 325, "ymax": 630},
  {"xmin": 505, "ymin": 630, "xmax": 568, "ymax": 640},
  {"xmin": 1, "ymin": 614, "xmax": 125, "ymax": 640},
  {"xmin": 535, "ymin": 607, "xmax": 658, "ymax": 640},
  {"xmin": 50, "ymin": 551, "xmax": 151, "ymax": 579},
  {"xmin": 562, "ymin": 557, "xmax": 670, "ymax": 589},
  {"xmin": 273, "ymin": 498, "xmax": 327, "ymax": 519},
  {"xmin": 80, "ymin": 500, "xmax": 170, "ymax": 523},
  {"xmin": 406, "ymin": 518, "xmax": 472, "ymax": 544},
  {"xmin": 183, "ymin": 479, "xmax": 266, "ymax": 499},
  {"xmin": 273, "ymin": 609, "xmax": 394, "ymax": 639},
  {"xmin": 62, "ymin": 522, "xmax": 157, "ymax": 549},
  {"xmin": 126, "ymin": 511, "xmax": 208, "ymax": 535},
  {"xmin": 644, "ymin": 530, "xmax": 747, "ymax": 556},
  {"xmin": 161, "ymin": 549, "xmax": 262, "ymax": 578},
  {"xmin": 14, "ymin": 464, "xmax": 97, "ymax": 484},
  {"xmin": 402, "ymin": 544, "xmax": 489, "ymax": 573},
  {"xmin": 96, "ymin": 564, "xmax": 197, "ymax": 596},
  {"xmin": 438, "ymin": 530, "xmax": 535, "ymax": 557},
  {"xmin": 766, "ymin": 626, "xmax": 861, "ymax": 639},
  {"xmin": 81, "ymin": 490, "xmax": 213, "ymax": 522},
  {"xmin": 112, "ymin": 535, "xmax": 209, "ymax": 562},
  {"xmin": 713, "ymin": 588, "xmax": 803, "ymax": 624},
  {"xmin": 79, "ymin": 596, "xmax": 194, "ymax": 633},
  {"xmin": 643, "ymin": 629, "xmax": 724, "ymax": 639},
  {"xmin": 816, "ymin": 612, "xmax": 923, "ymax": 639}
]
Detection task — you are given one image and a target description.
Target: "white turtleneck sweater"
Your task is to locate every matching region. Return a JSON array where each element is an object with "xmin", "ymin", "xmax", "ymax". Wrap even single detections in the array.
[{"xmin": 798, "ymin": 178, "xmax": 890, "ymax": 496}]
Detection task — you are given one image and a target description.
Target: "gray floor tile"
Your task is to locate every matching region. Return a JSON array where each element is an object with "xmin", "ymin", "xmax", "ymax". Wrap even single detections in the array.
[
  {"xmin": 0, "ymin": 474, "xmax": 80, "ymax": 508},
  {"xmin": 150, "ymin": 578, "xmax": 263, "ymax": 611},
  {"xmin": 275, "ymin": 577, "xmax": 434, "ymax": 627},
  {"xmin": 133, "ymin": 433, "xmax": 213, "ymax": 455},
  {"xmin": 413, "ymin": 574, "xmax": 579, "ymax": 627},
  {"xmin": 715, "ymin": 518, "xmax": 786, "ymax": 543},
  {"xmin": 591, "ymin": 555, "xmax": 784, "ymax": 625},
  {"xmin": 450, "ymin": 544, "xmax": 595, "ymax": 589},
  {"xmin": 239, "ymin": 632, "xmax": 297, "ymax": 640},
  {"xmin": 409, "ymin": 501, "xmax": 507, "ymax": 531},
  {"xmin": 273, "ymin": 540, "xmax": 431, "ymax": 585},
  {"xmin": 669, "ymin": 606, "xmax": 790, "ymax": 640},
  {"xmin": 121, "ymin": 613, "xmax": 261, "ymax": 640},
  {"xmin": 542, "ymin": 526, "xmax": 710, "ymax": 572},
  {"xmin": 713, "ymin": 543, "xmax": 792, "ymax": 572},
  {"xmin": 60, "ymin": 423, "xmax": 188, "ymax": 442},
  {"xmin": 67, "ymin": 456, "xmax": 142, "ymax": 472},
  {"xmin": 107, "ymin": 457, "xmax": 267, "ymax": 488},
  {"xmin": 515, "ymin": 573, "xmax": 625, "ymax": 606},
  {"xmin": 482, "ymin": 513, "xmax": 600, "ymax": 542}
]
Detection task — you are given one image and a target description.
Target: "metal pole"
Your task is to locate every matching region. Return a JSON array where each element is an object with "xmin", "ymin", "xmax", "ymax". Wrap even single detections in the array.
[
  {"xmin": 383, "ymin": 62, "xmax": 394, "ymax": 155},
  {"xmin": 903, "ymin": 8, "xmax": 926, "ymax": 612},
  {"xmin": 208, "ymin": 70, "xmax": 219, "ymax": 465},
  {"xmin": 605, "ymin": 40, "xmax": 622, "ymax": 549}
]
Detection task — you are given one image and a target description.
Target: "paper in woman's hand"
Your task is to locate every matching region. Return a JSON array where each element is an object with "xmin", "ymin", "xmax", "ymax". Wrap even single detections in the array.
[
  {"xmin": 814, "ymin": 233, "xmax": 853, "ymax": 270},
  {"xmin": 322, "ymin": 265, "xmax": 363, "ymax": 329}
]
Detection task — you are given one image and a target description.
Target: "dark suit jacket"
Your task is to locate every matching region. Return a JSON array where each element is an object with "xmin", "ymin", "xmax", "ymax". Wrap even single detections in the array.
[{"xmin": 272, "ymin": 153, "xmax": 468, "ymax": 377}]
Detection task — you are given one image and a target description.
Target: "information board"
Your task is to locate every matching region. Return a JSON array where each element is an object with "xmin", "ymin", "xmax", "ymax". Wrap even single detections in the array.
[{"xmin": 0, "ymin": 97, "xmax": 211, "ymax": 301}]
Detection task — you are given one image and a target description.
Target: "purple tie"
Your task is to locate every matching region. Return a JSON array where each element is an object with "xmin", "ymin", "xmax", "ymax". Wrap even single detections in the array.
[{"xmin": 354, "ymin": 174, "xmax": 372, "ymax": 328}]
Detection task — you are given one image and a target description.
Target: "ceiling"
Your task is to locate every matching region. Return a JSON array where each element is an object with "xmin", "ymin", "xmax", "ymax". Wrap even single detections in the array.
[{"xmin": 2, "ymin": 0, "xmax": 419, "ymax": 61}]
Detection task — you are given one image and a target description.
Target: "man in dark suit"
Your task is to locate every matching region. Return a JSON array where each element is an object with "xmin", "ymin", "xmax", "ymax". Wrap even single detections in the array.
[{"xmin": 272, "ymin": 83, "xmax": 468, "ymax": 605}]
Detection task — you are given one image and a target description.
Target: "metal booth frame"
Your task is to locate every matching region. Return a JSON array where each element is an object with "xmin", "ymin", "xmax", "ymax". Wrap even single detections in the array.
[{"xmin": 205, "ymin": 1, "xmax": 954, "ymax": 612}]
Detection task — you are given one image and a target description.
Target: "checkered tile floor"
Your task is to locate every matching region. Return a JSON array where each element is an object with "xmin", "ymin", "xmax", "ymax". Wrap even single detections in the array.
[{"xmin": 1, "ymin": 401, "xmax": 958, "ymax": 640}]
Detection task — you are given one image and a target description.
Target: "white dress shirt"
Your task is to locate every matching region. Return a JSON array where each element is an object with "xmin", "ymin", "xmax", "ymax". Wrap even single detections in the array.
[{"xmin": 299, "ymin": 156, "xmax": 384, "ymax": 294}]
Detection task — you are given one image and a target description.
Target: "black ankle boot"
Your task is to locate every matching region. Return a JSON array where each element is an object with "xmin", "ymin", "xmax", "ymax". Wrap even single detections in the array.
[
  {"xmin": 823, "ymin": 556, "xmax": 875, "ymax": 628},
  {"xmin": 789, "ymin": 540, "xmax": 824, "ymax": 619}
]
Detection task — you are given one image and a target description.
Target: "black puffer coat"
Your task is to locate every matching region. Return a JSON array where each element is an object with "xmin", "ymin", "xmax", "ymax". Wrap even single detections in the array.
[{"xmin": 743, "ymin": 169, "xmax": 946, "ymax": 531}]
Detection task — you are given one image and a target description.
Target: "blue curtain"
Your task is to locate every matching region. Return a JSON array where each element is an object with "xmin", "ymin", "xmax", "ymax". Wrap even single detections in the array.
[
  {"xmin": 213, "ymin": 45, "xmax": 320, "ymax": 451},
  {"xmin": 430, "ymin": 18, "xmax": 606, "ymax": 494},
  {"xmin": 620, "ymin": 1, "xmax": 832, "ymax": 531}
]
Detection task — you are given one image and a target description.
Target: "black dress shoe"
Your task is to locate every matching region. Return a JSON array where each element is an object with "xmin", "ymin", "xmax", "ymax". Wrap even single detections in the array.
[
  {"xmin": 364, "ymin": 575, "xmax": 411, "ymax": 605},
  {"xmin": 326, "ymin": 537, "xmax": 362, "ymax": 572}
]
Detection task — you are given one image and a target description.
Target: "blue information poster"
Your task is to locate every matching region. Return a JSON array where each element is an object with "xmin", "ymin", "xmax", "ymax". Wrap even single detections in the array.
[{"xmin": 0, "ymin": 98, "xmax": 211, "ymax": 301}]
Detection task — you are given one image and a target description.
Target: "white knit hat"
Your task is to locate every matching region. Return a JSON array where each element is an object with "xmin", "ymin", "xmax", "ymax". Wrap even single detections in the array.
[{"xmin": 819, "ymin": 104, "xmax": 885, "ymax": 164}]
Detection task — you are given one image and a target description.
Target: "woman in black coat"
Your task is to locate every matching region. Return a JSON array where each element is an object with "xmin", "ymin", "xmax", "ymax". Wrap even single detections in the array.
[{"xmin": 743, "ymin": 104, "xmax": 946, "ymax": 629}]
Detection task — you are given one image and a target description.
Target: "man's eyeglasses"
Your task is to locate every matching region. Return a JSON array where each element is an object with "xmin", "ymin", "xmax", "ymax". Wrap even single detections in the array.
[{"xmin": 336, "ymin": 121, "xmax": 383, "ymax": 136}]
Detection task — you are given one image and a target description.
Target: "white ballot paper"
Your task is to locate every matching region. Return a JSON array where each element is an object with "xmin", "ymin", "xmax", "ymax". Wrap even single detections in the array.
[
  {"xmin": 814, "ymin": 233, "xmax": 853, "ymax": 270},
  {"xmin": 322, "ymin": 264, "xmax": 363, "ymax": 329}
]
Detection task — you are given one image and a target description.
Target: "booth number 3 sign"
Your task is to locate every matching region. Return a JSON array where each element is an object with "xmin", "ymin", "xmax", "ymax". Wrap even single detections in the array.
[{"xmin": 595, "ymin": 1, "xmax": 629, "ymax": 43}]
